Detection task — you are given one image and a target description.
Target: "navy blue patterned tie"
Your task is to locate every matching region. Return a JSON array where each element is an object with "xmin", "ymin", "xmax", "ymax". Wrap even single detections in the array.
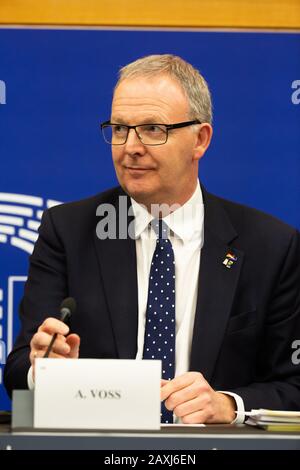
[{"xmin": 143, "ymin": 219, "xmax": 175, "ymax": 423}]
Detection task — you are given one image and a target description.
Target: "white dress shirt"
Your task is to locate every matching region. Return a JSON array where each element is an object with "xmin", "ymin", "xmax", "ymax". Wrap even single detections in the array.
[{"xmin": 28, "ymin": 181, "xmax": 244, "ymax": 423}]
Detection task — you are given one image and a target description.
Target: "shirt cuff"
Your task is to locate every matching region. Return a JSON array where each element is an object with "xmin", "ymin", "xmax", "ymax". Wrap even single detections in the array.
[
  {"xmin": 27, "ymin": 366, "xmax": 35, "ymax": 390},
  {"xmin": 218, "ymin": 391, "xmax": 245, "ymax": 424}
]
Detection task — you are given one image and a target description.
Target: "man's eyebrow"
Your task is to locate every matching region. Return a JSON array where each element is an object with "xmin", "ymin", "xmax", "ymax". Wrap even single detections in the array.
[
  {"xmin": 110, "ymin": 116, "xmax": 164, "ymax": 124},
  {"xmin": 110, "ymin": 117, "xmax": 127, "ymax": 124}
]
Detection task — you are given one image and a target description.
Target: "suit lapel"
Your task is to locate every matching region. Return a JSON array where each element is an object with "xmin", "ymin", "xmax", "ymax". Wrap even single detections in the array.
[
  {"xmin": 190, "ymin": 189, "xmax": 244, "ymax": 381},
  {"xmin": 94, "ymin": 191, "xmax": 138, "ymax": 359}
]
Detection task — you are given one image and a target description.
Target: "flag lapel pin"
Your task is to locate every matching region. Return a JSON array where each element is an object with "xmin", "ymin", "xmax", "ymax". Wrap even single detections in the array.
[{"xmin": 223, "ymin": 252, "xmax": 238, "ymax": 269}]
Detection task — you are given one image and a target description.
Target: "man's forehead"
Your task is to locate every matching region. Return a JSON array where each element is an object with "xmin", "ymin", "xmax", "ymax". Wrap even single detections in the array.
[
  {"xmin": 111, "ymin": 75, "xmax": 189, "ymax": 119},
  {"xmin": 113, "ymin": 75, "xmax": 186, "ymax": 99}
]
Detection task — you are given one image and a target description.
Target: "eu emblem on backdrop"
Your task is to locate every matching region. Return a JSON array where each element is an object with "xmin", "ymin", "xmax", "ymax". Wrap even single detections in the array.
[{"xmin": 0, "ymin": 193, "xmax": 62, "ymax": 410}]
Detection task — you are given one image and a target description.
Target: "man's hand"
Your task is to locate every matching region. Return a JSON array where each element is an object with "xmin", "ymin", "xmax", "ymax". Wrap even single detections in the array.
[
  {"xmin": 161, "ymin": 372, "xmax": 236, "ymax": 424},
  {"xmin": 29, "ymin": 317, "xmax": 80, "ymax": 381}
]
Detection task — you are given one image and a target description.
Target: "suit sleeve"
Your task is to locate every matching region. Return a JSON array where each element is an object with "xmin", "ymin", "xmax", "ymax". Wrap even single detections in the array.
[
  {"xmin": 4, "ymin": 208, "xmax": 68, "ymax": 396},
  {"xmin": 230, "ymin": 229, "xmax": 300, "ymax": 411}
]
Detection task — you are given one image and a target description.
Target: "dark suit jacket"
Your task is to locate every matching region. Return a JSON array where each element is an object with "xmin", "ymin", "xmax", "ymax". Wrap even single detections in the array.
[{"xmin": 4, "ymin": 186, "xmax": 300, "ymax": 411}]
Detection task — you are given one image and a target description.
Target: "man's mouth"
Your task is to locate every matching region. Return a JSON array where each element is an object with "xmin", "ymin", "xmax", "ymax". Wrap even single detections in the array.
[{"xmin": 125, "ymin": 166, "xmax": 154, "ymax": 171}]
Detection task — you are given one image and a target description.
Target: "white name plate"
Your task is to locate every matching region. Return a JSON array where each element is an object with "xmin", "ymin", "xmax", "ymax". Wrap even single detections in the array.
[{"xmin": 34, "ymin": 359, "xmax": 161, "ymax": 430}]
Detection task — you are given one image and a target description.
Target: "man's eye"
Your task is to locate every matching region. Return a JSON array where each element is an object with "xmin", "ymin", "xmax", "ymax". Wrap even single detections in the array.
[
  {"xmin": 143, "ymin": 125, "xmax": 165, "ymax": 134},
  {"xmin": 113, "ymin": 125, "xmax": 127, "ymax": 134}
]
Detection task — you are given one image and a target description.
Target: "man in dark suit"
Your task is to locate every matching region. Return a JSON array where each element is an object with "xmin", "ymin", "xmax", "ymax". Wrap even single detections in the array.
[{"xmin": 4, "ymin": 54, "xmax": 300, "ymax": 424}]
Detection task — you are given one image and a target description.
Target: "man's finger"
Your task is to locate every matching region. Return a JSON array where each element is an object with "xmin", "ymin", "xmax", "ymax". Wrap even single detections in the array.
[
  {"xmin": 164, "ymin": 383, "xmax": 207, "ymax": 411},
  {"xmin": 161, "ymin": 372, "xmax": 201, "ymax": 401},
  {"xmin": 31, "ymin": 331, "xmax": 54, "ymax": 349},
  {"xmin": 66, "ymin": 334, "xmax": 80, "ymax": 358},
  {"xmin": 31, "ymin": 331, "xmax": 66, "ymax": 349},
  {"xmin": 31, "ymin": 332, "xmax": 70, "ymax": 355},
  {"xmin": 38, "ymin": 317, "xmax": 69, "ymax": 336}
]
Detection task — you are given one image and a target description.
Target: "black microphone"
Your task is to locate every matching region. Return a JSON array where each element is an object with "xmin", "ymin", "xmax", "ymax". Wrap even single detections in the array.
[{"xmin": 43, "ymin": 297, "xmax": 77, "ymax": 358}]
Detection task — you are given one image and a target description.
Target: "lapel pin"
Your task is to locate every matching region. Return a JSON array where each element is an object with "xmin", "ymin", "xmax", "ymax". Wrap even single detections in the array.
[{"xmin": 223, "ymin": 252, "xmax": 238, "ymax": 269}]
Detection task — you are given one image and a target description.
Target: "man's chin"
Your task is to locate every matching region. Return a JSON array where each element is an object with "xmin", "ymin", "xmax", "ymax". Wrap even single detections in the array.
[{"xmin": 121, "ymin": 181, "xmax": 156, "ymax": 204}]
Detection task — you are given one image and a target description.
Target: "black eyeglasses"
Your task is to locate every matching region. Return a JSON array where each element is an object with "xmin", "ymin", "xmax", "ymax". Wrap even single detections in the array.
[{"xmin": 100, "ymin": 120, "xmax": 201, "ymax": 146}]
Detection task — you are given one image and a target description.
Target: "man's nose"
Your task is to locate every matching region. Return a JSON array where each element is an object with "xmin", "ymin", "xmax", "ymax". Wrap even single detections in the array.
[{"xmin": 124, "ymin": 128, "xmax": 145, "ymax": 154}]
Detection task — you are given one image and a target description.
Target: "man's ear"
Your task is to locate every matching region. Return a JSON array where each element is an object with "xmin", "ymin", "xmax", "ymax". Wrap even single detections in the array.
[{"xmin": 193, "ymin": 123, "xmax": 213, "ymax": 161}]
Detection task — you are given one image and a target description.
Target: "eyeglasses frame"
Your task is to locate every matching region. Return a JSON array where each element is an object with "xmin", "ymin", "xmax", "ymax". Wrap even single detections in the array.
[{"xmin": 100, "ymin": 119, "xmax": 201, "ymax": 146}]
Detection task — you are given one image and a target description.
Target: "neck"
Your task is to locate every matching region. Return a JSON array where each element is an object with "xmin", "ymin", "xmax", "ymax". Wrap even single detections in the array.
[{"xmin": 135, "ymin": 180, "xmax": 198, "ymax": 217}]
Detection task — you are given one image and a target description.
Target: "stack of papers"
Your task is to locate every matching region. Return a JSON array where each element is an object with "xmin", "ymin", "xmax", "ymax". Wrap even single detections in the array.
[{"xmin": 245, "ymin": 409, "xmax": 300, "ymax": 431}]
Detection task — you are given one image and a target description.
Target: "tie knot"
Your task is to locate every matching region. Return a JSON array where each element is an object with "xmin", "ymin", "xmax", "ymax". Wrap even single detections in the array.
[{"xmin": 150, "ymin": 219, "xmax": 170, "ymax": 239}]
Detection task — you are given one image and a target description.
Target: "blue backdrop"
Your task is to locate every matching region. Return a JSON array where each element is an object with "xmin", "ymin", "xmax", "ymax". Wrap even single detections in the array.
[{"xmin": 0, "ymin": 27, "xmax": 299, "ymax": 410}]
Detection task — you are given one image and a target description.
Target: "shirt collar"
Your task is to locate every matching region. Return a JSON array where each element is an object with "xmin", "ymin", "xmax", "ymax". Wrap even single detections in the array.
[
  {"xmin": 131, "ymin": 180, "xmax": 204, "ymax": 243},
  {"xmin": 131, "ymin": 197, "xmax": 153, "ymax": 239}
]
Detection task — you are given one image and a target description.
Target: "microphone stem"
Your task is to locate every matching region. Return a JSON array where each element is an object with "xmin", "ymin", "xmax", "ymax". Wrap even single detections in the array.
[{"xmin": 43, "ymin": 333, "xmax": 58, "ymax": 358}]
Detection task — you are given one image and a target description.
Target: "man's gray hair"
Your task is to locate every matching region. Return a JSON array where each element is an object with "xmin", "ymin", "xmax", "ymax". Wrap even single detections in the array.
[{"xmin": 115, "ymin": 54, "xmax": 213, "ymax": 124}]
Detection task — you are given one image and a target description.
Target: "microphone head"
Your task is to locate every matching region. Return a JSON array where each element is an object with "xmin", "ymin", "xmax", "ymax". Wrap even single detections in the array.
[
  {"xmin": 60, "ymin": 297, "xmax": 76, "ymax": 323},
  {"xmin": 60, "ymin": 297, "xmax": 77, "ymax": 314}
]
